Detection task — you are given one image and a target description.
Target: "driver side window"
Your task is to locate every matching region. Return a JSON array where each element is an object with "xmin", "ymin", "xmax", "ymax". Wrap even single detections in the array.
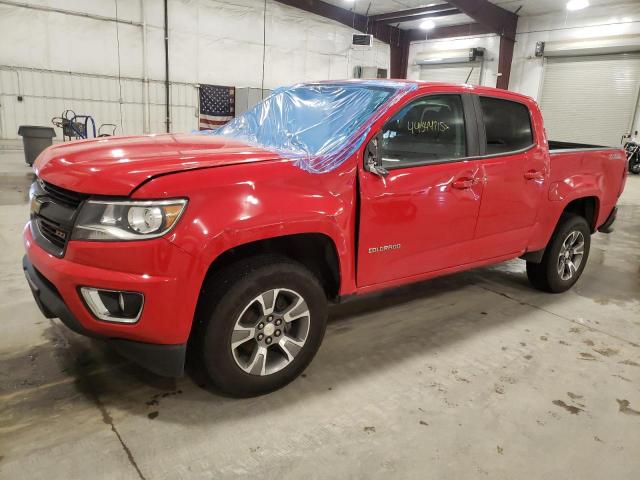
[{"xmin": 380, "ymin": 94, "xmax": 467, "ymax": 169}]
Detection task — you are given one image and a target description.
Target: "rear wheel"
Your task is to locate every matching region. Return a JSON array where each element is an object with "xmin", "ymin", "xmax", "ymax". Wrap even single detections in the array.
[
  {"xmin": 526, "ymin": 213, "xmax": 591, "ymax": 293},
  {"xmin": 195, "ymin": 255, "xmax": 327, "ymax": 397}
]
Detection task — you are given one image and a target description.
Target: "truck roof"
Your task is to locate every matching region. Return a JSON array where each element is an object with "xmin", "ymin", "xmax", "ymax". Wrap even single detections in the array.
[{"xmin": 306, "ymin": 79, "xmax": 536, "ymax": 104}]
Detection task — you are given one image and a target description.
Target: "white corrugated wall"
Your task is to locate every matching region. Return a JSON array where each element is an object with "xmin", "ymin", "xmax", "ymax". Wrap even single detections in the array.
[
  {"xmin": 407, "ymin": 35, "xmax": 500, "ymax": 87},
  {"xmin": 418, "ymin": 63, "xmax": 482, "ymax": 85},
  {"xmin": 0, "ymin": 0, "xmax": 390, "ymax": 140}
]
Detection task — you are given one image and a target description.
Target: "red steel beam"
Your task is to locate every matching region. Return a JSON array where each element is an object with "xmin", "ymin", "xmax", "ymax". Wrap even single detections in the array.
[
  {"xmin": 273, "ymin": 1, "xmax": 518, "ymax": 83},
  {"xmin": 275, "ymin": 0, "xmax": 388, "ymax": 42},
  {"xmin": 370, "ymin": 4, "xmax": 455, "ymax": 22},
  {"xmin": 445, "ymin": 0, "xmax": 517, "ymax": 40},
  {"xmin": 445, "ymin": 0, "xmax": 518, "ymax": 89},
  {"xmin": 274, "ymin": 0, "xmax": 410, "ymax": 77},
  {"xmin": 389, "ymin": 30, "xmax": 411, "ymax": 80},
  {"xmin": 380, "ymin": 8, "xmax": 461, "ymax": 25},
  {"xmin": 407, "ymin": 23, "xmax": 492, "ymax": 42},
  {"xmin": 497, "ymin": 36, "xmax": 516, "ymax": 90}
]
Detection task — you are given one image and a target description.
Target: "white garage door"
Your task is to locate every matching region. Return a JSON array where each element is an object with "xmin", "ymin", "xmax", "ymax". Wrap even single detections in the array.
[
  {"xmin": 419, "ymin": 62, "xmax": 482, "ymax": 85},
  {"xmin": 540, "ymin": 53, "xmax": 640, "ymax": 147}
]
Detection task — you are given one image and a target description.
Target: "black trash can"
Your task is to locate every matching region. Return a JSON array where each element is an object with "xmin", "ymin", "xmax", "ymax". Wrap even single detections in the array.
[{"xmin": 18, "ymin": 126, "xmax": 56, "ymax": 166}]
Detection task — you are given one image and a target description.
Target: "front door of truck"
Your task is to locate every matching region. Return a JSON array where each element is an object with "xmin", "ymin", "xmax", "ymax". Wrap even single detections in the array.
[
  {"xmin": 471, "ymin": 95, "xmax": 547, "ymax": 258},
  {"xmin": 357, "ymin": 93, "xmax": 483, "ymax": 287}
]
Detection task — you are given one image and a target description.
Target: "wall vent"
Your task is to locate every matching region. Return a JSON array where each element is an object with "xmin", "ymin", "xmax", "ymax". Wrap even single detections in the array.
[{"xmin": 352, "ymin": 34, "xmax": 373, "ymax": 47}]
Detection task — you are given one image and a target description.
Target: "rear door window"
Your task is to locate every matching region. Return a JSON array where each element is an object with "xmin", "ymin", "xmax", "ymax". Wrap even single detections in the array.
[{"xmin": 479, "ymin": 96, "xmax": 534, "ymax": 155}]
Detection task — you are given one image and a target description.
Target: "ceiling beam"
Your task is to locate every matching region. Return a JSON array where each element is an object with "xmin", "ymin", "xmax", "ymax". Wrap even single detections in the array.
[
  {"xmin": 274, "ymin": 0, "xmax": 401, "ymax": 44},
  {"xmin": 444, "ymin": 0, "xmax": 517, "ymax": 40},
  {"xmin": 381, "ymin": 9, "xmax": 461, "ymax": 25},
  {"xmin": 439, "ymin": 1, "xmax": 519, "ymax": 90},
  {"xmin": 274, "ymin": 0, "xmax": 409, "ymax": 77},
  {"xmin": 407, "ymin": 22, "xmax": 493, "ymax": 42},
  {"xmin": 275, "ymin": 0, "xmax": 368, "ymax": 34},
  {"xmin": 370, "ymin": 4, "xmax": 455, "ymax": 22},
  {"xmin": 497, "ymin": 36, "xmax": 516, "ymax": 90},
  {"xmin": 390, "ymin": 30, "xmax": 412, "ymax": 81}
]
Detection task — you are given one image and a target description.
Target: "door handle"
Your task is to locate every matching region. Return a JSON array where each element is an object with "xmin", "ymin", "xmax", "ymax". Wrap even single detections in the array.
[
  {"xmin": 524, "ymin": 169, "xmax": 544, "ymax": 181},
  {"xmin": 452, "ymin": 177, "xmax": 476, "ymax": 189}
]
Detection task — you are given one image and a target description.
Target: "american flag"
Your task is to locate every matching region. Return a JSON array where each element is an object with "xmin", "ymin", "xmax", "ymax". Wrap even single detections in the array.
[{"xmin": 199, "ymin": 84, "xmax": 235, "ymax": 130}]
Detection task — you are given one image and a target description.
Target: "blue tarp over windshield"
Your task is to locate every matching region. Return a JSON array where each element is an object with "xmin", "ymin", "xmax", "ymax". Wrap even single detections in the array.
[{"xmin": 210, "ymin": 80, "xmax": 417, "ymax": 173}]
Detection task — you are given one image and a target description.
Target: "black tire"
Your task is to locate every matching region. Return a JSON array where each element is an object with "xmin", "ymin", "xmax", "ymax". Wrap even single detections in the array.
[
  {"xmin": 630, "ymin": 160, "xmax": 640, "ymax": 175},
  {"xmin": 526, "ymin": 213, "xmax": 591, "ymax": 293},
  {"xmin": 194, "ymin": 255, "xmax": 327, "ymax": 397}
]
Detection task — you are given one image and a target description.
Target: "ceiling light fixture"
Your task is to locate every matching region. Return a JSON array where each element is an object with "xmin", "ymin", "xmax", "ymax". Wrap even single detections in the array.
[
  {"xmin": 566, "ymin": 0, "xmax": 589, "ymax": 11},
  {"xmin": 420, "ymin": 19, "xmax": 436, "ymax": 30}
]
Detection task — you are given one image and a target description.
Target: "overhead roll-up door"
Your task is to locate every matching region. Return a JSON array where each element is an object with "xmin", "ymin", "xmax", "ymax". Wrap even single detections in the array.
[{"xmin": 539, "ymin": 53, "xmax": 640, "ymax": 147}]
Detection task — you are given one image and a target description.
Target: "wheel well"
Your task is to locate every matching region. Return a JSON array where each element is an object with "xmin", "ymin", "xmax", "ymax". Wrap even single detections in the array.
[
  {"xmin": 205, "ymin": 234, "xmax": 340, "ymax": 300},
  {"xmin": 563, "ymin": 196, "xmax": 599, "ymax": 232}
]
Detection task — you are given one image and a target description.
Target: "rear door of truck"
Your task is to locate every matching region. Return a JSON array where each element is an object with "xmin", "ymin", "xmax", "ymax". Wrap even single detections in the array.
[{"xmin": 470, "ymin": 95, "xmax": 548, "ymax": 258}]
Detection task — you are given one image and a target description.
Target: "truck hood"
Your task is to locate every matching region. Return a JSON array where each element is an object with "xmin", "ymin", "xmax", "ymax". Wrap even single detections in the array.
[{"xmin": 34, "ymin": 133, "xmax": 283, "ymax": 195}]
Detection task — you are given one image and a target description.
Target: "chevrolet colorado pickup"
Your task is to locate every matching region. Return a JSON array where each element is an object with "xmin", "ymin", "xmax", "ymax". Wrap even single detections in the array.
[{"xmin": 23, "ymin": 80, "xmax": 627, "ymax": 396}]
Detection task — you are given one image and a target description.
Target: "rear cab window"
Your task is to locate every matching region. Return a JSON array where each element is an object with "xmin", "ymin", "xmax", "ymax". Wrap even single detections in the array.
[{"xmin": 478, "ymin": 96, "xmax": 534, "ymax": 155}]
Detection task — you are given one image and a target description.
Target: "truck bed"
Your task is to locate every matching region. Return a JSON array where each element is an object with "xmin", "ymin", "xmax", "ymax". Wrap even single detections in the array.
[
  {"xmin": 547, "ymin": 141, "xmax": 626, "ymax": 231},
  {"xmin": 548, "ymin": 140, "xmax": 618, "ymax": 153}
]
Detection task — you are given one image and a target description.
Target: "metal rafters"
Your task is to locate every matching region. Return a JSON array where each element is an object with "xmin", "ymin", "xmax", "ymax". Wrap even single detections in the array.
[
  {"xmin": 444, "ymin": 0, "xmax": 519, "ymax": 89},
  {"xmin": 370, "ymin": 4, "xmax": 457, "ymax": 22},
  {"xmin": 445, "ymin": 0, "xmax": 518, "ymax": 40},
  {"xmin": 274, "ymin": 0, "xmax": 519, "ymax": 84},
  {"xmin": 274, "ymin": 0, "xmax": 410, "ymax": 77},
  {"xmin": 275, "ymin": 0, "xmax": 389, "ymax": 42},
  {"xmin": 379, "ymin": 8, "xmax": 462, "ymax": 25},
  {"xmin": 407, "ymin": 22, "xmax": 493, "ymax": 42}
]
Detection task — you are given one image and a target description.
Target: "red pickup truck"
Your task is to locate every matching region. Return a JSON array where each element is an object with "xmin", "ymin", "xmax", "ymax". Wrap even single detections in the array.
[{"xmin": 23, "ymin": 80, "xmax": 627, "ymax": 396}]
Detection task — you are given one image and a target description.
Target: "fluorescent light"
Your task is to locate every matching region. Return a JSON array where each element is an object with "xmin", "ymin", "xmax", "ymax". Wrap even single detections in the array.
[
  {"xmin": 566, "ymin": 0, "xmax": 589, "ymax": 11},
  {"xmin": 420, "ymin": 19, "xmax": 436, "ymax": 30}
]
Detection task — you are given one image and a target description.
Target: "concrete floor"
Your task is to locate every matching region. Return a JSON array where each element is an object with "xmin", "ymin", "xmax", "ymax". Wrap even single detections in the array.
[{"xmin": 1, "ymin": 150, "xmax": 639, "ymax": 479}]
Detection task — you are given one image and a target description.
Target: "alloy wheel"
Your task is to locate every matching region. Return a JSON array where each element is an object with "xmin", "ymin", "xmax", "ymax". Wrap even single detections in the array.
[
  {"xmin": 231, "ymin": 288, "xmax": 310, "ymax": 376},
  {"xmin": 557, "ymin": 230, "xmax": 585, "ymax": 281}
]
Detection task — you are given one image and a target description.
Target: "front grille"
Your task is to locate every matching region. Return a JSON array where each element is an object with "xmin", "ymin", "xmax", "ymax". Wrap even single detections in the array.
[
  {"xmin": 37, "ymin": 217, "xmax": 70, "ymax": 250},
  {"xmin": 31, "ymin": 178, "xmax": 85, "ymax": 257},
  {"xmin": 40, "ymin": 180, "xmax": 87, "ymax": 209}
]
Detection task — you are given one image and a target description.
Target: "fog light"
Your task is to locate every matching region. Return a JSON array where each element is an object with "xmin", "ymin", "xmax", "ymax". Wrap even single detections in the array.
[{"xmin": 80, "ymin": 287, "xmax": 144, "ymax": 323}]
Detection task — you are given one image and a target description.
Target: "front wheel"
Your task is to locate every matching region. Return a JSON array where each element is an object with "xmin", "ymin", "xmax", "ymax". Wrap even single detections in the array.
[
  {"xmin": 196, "ymin": 255, "xmax": 327, "ymax": 397},
  {"xmin": 526, "ymin": 213, "xmax": 591, "ymax": 293}
]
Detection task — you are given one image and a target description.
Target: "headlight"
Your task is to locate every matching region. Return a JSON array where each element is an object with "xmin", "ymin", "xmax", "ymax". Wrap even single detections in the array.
[{"xmin": 71, "ymin": 199, "xmax": 187, "ymax": 241}]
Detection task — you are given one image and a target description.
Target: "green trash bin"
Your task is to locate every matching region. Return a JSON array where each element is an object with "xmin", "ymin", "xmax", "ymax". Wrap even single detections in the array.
[{"xmin": 18, "ymin": 125, "xmax": 56, "ymax": 166}]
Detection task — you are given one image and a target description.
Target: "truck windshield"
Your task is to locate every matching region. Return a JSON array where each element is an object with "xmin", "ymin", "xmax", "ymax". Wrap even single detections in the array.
[{"xmin": 215, "ymin": 82, "xmax": 411, "ymax": 173}]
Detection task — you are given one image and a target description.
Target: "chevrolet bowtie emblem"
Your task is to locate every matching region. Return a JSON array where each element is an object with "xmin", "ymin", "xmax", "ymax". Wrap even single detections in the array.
[{"xmin": 30, "ymin": 196, "xmax": 45, "ymax": 215}]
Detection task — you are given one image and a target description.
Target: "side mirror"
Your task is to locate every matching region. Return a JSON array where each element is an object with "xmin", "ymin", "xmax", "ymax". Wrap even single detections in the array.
[{"xmin": 364, "ymin": 133, "xmax": 388, "ymax": 178}]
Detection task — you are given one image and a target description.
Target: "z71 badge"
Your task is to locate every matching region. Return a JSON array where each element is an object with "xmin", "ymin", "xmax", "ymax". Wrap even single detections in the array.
[{"xmin": 368, "ymin": 244, "xmax": 401, "ymax": 254}]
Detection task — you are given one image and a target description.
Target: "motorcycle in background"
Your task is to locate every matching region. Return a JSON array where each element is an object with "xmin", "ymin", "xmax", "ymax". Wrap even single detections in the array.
[{"xmin": 623, "ymin": 131, "xmax": 640, "ymax": 175}]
